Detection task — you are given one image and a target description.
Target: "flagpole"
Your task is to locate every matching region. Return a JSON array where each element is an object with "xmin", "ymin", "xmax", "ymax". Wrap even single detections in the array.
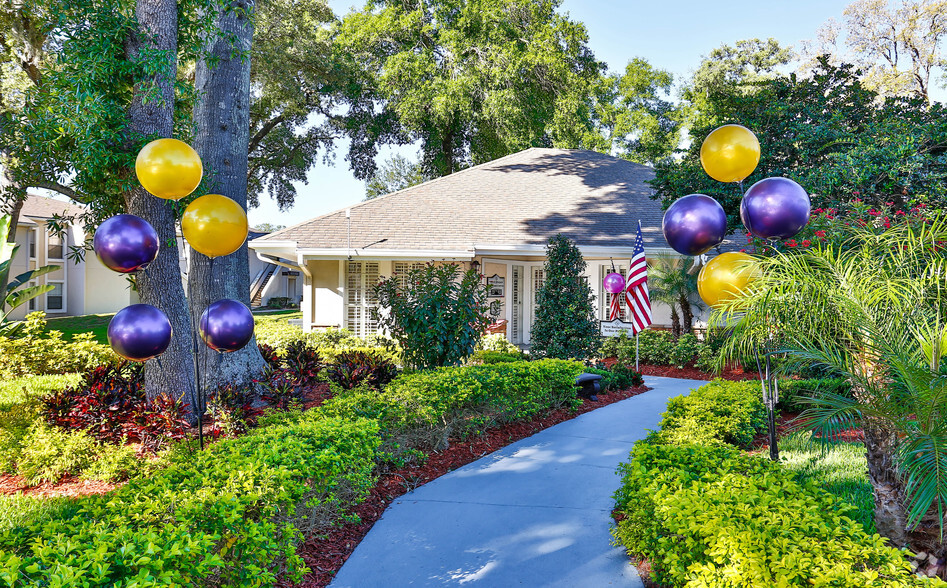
[{"xmin": 635, "ymin": 331, "xmax": 639, "ymax": 372}]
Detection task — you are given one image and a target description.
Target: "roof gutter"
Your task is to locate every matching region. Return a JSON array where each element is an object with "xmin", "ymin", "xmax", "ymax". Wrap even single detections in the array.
[{"xmin": 255, "ymin": 251, "xmax": 311, "ymax": 280}]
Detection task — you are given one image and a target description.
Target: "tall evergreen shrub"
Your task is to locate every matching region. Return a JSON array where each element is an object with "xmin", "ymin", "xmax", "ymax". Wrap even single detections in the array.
[{"xmin": 530, "ymin": 235, "xmax": 599, "ymax": 360}]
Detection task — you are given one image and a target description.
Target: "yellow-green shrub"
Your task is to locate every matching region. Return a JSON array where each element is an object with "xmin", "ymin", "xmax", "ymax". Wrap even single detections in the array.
[
  {"xmin": 612, "ymin": 443, "xmax": 941, "ymax": 588},
  {"xmin": 0, "ymin": 313, "xmax": 115, "ymax": 378},
  {"xmin": 319, "ymin": 359, "xmax": 583, "ymax": 449},
  {"xmin": 650, "ymin": 379, "xmax": 766, "ymax": 448},
  {"xmin": 0, "ymin": 415, "xmax": 381, "ymax": 587}
]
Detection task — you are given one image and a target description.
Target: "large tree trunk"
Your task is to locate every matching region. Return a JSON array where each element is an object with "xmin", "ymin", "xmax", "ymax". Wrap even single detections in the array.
[
  {"xmin": 189, "ymin": 0, "xmax": 265, "ymax": 396},
  {"xmin": 864, "ymin": 422, "xmax": 945, "ymax": 562},
  {"xmin": 124, "ymin": 0, "xmax": 196, "ymax": 405}
]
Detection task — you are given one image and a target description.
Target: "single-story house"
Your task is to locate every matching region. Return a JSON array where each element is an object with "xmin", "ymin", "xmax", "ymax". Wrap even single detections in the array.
[
  {"xmin": 6, "ymin": 194, "xmax": 136, "ymax": 320},
  {"xmin": 249, "ymin": 148, "xmax": 739, "ymax": 344}
]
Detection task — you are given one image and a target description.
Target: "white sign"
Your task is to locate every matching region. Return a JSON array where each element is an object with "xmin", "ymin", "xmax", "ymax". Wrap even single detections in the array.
[{"xmin": 600, "ymin": 319, "xmax": 636, "ymax": 337}]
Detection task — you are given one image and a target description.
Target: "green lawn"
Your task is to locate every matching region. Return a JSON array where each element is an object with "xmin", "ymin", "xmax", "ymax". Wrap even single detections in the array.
[
  {"xmin": 45, "ymin": 313, "xmax": 113, "ymax": 345},
  {"xmin": 780, "ymin": 431, "xmax": 875, "ymax": 533},
  {"xmin": 0, "ymin": 374, "xmax": 82, "ymax": 410},
  {"xmin": 37, "ymin": 310, "xmax": 301, "ymax": 346}
]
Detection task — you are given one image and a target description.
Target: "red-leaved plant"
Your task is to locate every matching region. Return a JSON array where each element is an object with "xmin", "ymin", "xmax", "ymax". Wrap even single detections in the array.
[{"xmin": 42, "ymin": 362, "xmax": 189, "ymax": 451}]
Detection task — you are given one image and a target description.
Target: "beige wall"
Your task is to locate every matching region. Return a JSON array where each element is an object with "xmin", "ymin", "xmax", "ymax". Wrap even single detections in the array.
[{"xmin": 309, "ymin": 259, "xmax": 342, "ymax": 328}]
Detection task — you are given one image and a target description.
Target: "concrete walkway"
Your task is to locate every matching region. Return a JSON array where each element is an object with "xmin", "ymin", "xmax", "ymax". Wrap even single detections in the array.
[{"xmin": 330, "ymin": 376, "xmax": 707, "ymax": 588}]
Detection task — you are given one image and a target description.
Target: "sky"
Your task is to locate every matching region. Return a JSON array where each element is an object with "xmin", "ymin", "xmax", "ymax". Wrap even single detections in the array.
[{"xmin": 246, "ymin": 0, "xmax": 939, "ymax": 229}]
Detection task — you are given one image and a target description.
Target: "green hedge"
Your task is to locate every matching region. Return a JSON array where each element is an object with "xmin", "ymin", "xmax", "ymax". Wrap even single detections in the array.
[
  {"xmin": 0, "ymin": 314, "xmax": 115, "ymax": 379},
  {"xmin": 778, "ymin": 377, "xmax": 852, "ymax": 412},
  {"xmin": 649, "ymin": 379, "xmax": 766, "ymax": 448},
  {"xmin": 0, "ymin": 416, "xmax": 380, "ymax": 587},
  {"xmin": 320, "ymin": 359, "xmax": 584, "ymax": 450},
  {"xmin": 612, "ymin": 443, "xmax": 937, "ymax": 588}
]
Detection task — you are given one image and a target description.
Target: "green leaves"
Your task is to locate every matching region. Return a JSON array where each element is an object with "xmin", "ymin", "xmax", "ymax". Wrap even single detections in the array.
[{"xmin": 530, "ymin": 235, "xmax": 599, "ymax": 361}]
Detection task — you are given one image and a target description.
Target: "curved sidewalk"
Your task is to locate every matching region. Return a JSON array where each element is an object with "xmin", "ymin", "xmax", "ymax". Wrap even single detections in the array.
[{"xmin": 329, "ymin": 376, "xmax": 707, "ymax": 588}]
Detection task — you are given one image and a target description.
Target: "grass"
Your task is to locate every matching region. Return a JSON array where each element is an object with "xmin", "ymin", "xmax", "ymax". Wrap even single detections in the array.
[
  {"xmin": 44, "ymin": 313, "xmax": 113, "ymax": 345},
  {"xmin": 0, "ymin": 373, "xmax": 81, "ymax": 410},
  {"xmin": 779, "ymin": 431, "xmax": 875, "ymax": 533}
]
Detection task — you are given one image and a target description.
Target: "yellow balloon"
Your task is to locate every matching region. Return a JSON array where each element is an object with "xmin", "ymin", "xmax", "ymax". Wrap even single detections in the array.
[
  {"xmin": 181, "ymin": 194, "xmax": 248, "ymax": 258},
  {"xmin": 699, "ymin": 124, "xmax": 761, "ymax": 183},
  {"xmin": 697, "ymin": 252, "xmax": 758, "ymax": 308},
  {"xmin": 136, "ymin": 138, "xmax": 203, "ymax": 200}
]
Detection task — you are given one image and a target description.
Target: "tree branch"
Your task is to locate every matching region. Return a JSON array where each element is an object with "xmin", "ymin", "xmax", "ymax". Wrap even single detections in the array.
[
  {"xmin": 30, "ymin": 180, "xmax": 87, "ymax": 204},
  {"xmin": 248, "ymin": 114, "xmax": 286, "ymax": 153}
]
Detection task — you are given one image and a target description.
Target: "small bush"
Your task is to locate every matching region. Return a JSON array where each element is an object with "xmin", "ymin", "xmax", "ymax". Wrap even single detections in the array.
[
  {"xmin": 208, "ymin": 383, "xmax": 258, "ymax": 437},
  {"xmin": 650, "ymin": 379, "xmax": 766, "ymax": 448},
  {"xmin": 81, "ymin": 443, "xmax": 140, "ymax": 482},
  {"xmin": 469, "ymin": 350, "xmax": 525, "ymax": 365},
  {"xmin": 0, "ymin": 401, "xmax": 42, "ymax": 473},
  {"xmin": 0, "ymin": 313, "xmax": 115, "ymax": 378},
  {"xmin": 16, "ymin": 422, "xmax": 98, "ymax": 485},
  {"xmin": 266, "ymin": 296, "xmax": 295, "ymax": 309},
  {"xmin": 258, "ymin": 343, "xmax": 282, "ymax": 370},
  {"xmin": 0, "ymin": 415, "xmax": 381, "ymax": 587},
  {"xmin": 283, "ymin": 340, "xmax": 323, "ymax": 384},
  {"xmin": 41, "ymin": 362, "xmax": 189, "ymax": 451},
  {"xmin": 325, "ymin": 350, "xmax": 397, "ymax": 390},
  {"xmin": 258, "ymin": 368, "xmax": 304, "ymax": 410},
  {"xmin": 588, "ymin": 364, "xmax": 644, "ymax": 392},
  {"xmin": 612, "ymin": 442, "xmax": 932, "ymax": 588},
  {"xmin": 320, "ymin": 359, "xmax": 584, "ymax": 450},
  {"xmin": 478, "ymin": 333, "xmax": 521, "ymax": 354},
  {"xmin": 778, "ymin": 377, "xmax": 852, "ymax": 412}
]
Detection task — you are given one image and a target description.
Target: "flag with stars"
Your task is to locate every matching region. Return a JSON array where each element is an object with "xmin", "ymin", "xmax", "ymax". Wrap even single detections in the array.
[{"xmin": 624, "ymin": 221, "xmax": 652, "ymax": 334}]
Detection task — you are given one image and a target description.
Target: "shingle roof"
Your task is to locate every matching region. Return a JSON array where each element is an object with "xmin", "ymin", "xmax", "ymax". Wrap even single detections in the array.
[
  {"xmin": 20, "ymin": 194, "xmax": 86, "ymax": 220},
  {"xmin": 255, "ymin": 148, "xmax": 745, "ymax": 254},
  {"xmin": 257, "ymin": 148, "xmax": 668, "ymax": 252}
]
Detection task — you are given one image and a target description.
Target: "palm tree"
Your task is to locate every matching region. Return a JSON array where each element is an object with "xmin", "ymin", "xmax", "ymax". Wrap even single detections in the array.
[
  {"xmin": 715, "ymin": 215, "xmax": 947, "ymax": 559},
  {"xmin": 649, "ymin": 253, "xmax": 701, "ymax": 337}
]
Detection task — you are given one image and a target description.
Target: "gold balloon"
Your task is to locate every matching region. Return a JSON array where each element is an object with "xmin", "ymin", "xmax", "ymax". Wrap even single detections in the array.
[
  {"xmin": 181, "ymin": 194, "xmax": 248, "ymax": 258},
  {"xmin": 698, "ymin": 252, "xmax": 758, "ymax": 308},
  {"xmin": 699, "ymin": 124, "xmax": 761, "ymax": 183},
  {"xmin": 135, "ymin": 138, "xmax": 203, "ymax": 200}
]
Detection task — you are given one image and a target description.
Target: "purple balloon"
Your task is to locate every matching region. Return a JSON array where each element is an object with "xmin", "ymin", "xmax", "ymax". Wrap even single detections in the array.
[
  {"xmin": 740, "ymin": 177, "xmax": 811, "ymax": 240},
  {"xmin": 94, "ymin": 214, "xmax": 159, "ymax": 274},
  {"xmin": 662, "ymin": 194, "xmax": 728, "ymax": 256},
  {"xmin": 199, "ymin": 299, "xmax": 254, "ymax": 353},
  {"xmin": 603, "ymin": 272, "xmax": 625, "ymax": 294},
  {"xmin": 108, "ymin": 304, "xmax": 172, "ymax": 362}
]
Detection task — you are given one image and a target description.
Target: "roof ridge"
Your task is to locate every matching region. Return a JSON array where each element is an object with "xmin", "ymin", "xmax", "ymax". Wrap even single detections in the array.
[{"xmin": 261, "ymin": 148, "xmax": 549, "ymax": 241}]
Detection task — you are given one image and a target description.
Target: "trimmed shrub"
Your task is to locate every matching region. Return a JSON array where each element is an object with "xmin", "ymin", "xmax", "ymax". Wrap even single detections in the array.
[
  {"xmin": 0, "ymin": 415, "xmax": 381, "ymax": 587},
  {"xmin": 319, "ymin": 359, "xmax": 584, "ymax": 450},
  {"xmin": 0, "ymin": 313, "xmax": 115, "ymax": 378},
  {"xmin": 612, "ymin": 442, "xmax": 934, "ymax": 588},
  {"xmin": 478, "ymin": 333, "xmax": 521, "ymax": 354},
  {"xmin": 16, "ymin": 422, "xmax": 98, "ymax": 485},
  {"xmin": 469, "ymin": 350, "xmax": 525, "ymax": 365},
  {"xmin": 650, "ymin": 379, "xmax": 766, "ymax": 448},
  {"xmin": 778, "ymin": 377, "xmax": 852, "ymax": 412}
]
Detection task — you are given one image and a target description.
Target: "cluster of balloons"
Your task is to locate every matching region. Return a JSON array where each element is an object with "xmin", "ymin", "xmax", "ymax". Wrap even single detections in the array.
[
  {"xmin": 660, "ymin": 124, "xmax": 811, "ymax": 308},
  {"xmin": 95, "ymin": 138, "xmax": 255, "ymax": 361}
]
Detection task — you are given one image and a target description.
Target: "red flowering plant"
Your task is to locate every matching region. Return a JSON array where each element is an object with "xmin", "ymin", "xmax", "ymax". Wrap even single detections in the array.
[
  {"xmin": 743, "ymin": 198, "xmax": 935, "ymax": 257},
  {"xmin": 42, "ymin": 362, "xmax": 189, "ymax": 452}
]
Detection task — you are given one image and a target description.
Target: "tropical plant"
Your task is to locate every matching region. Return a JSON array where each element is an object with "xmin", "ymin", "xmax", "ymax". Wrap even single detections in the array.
[
  {"xmin": 373, "ymin": 263, "xmax": 498, "ymax": 369},
  {"xmin": 530, "ymin": 235, "xmax": 600, "ymax": 361},
  {"xmin": 714, "ymin": 213, "xmax": 947, "ymax": 558},
  {"xmin": 647, "ymin": 253, "xmax": 701, "ymax": 337},
  {"xmin": 0, "ymin": 215, "xmax": 59, "ymax": 337}
]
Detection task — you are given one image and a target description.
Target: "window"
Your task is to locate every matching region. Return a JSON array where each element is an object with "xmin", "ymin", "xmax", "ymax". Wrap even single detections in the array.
[
  {"xmin": 28, "ymin": 228, "xmax": 37, "ymax": 259},
  {"xmin": 346, "ymin": 261, "xmax": 380, "ymax": 338},
  {"xmin": 600, "ymin": 265, "xmax": 628, "ymax": 321},
  {"xmin": 392, "ymin": 262, "xmax": 425, "ymax": 289},
  {"xmin": 47, "ymin": 230, "xmax": 64, "ymax": 260},
  {"xmin": 28, "ymin": 281, "xmax": 37, "ymax": 311},
  {"xmin": 46, "ymin": 282, "xmax": 64, "ymax": 312}
]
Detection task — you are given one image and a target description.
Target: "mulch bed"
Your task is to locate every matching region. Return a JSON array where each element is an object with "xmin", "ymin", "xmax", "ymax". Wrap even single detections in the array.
[
  {"xmin": 0, "ymin": 473, "xmax": 119, "ymax": 499},
  {"xmin": 280, "ymin": 383, "xmax": 652, "ymax": 588},
  {"xmin": 598, "ymin": 358, "xmax": 758, "ymax": 382}
]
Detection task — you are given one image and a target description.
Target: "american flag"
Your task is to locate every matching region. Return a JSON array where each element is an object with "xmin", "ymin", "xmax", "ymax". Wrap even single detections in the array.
[{"xmin": 624, "ymin": 221, "xmax": 652, "ymax": 334}]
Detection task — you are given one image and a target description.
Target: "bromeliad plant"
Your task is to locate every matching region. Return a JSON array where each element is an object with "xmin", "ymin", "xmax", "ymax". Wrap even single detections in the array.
[
  {"xmin": 373, "ymin": 263, "xmax": 499, "ymax": 369},
  {"xmin": 0, "ymin": 214, "xmax": 60, "ymax": 337},
  {"xmin": 714, "ymin": 212, "xmax": 947, "ymax": 560}
]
